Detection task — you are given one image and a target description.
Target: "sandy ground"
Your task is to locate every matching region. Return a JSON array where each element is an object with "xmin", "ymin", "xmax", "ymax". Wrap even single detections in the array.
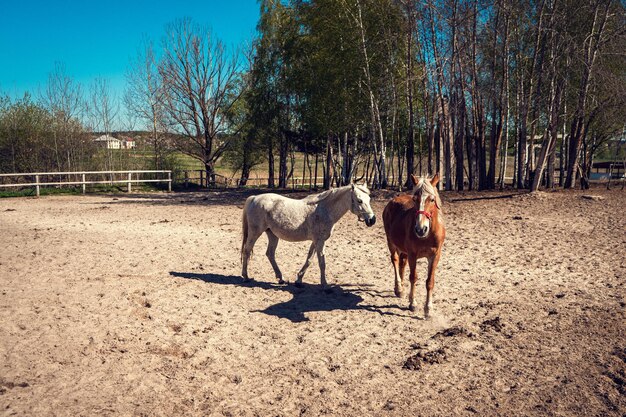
[{"xmin": 0, "ymin": 186, "xmax": 624, "ymax": 416}]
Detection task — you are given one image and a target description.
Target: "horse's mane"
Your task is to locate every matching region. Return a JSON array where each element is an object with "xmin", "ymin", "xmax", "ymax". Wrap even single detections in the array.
[
  {"xmin": 303, "ymin": 184, "xmax": 369, "ymax": 205},
  {"xmin": 414, "ymin": 177, "xmax": 442, "ymax": 210},
  {"xmin": 303, "ymin": 187, "xmax": 341, "ymax": 205}
]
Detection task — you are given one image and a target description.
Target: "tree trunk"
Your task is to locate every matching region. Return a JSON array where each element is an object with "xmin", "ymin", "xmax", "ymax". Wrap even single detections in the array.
[
  {"xmin": 278, "ymin": 131, "xmax": 288, "ymax": 188},
  {"xmin": 324, "ymin": 135, "xmax": 333, "ymax": 190},
  {"xmin": 470, "ymin": 0, "xmax": 486, "ymax": 189},
  {"xmin": 531, "ymin": 10, "xmax": 564, "ymax": 192},
  {"xmin": 205, "ymin": 160, "xmax": 215, "ymax": 188},
  {"xmin": 402, "ymin": 0, "xmax": 416, "ymax": 187},
  {"xmin": 564, "ymin": 1, "xmax": 610, "ymax": 188},
  {"xmin": 267, "ymin": 138, "xmax": 275, "ymax": 188},
  {"xmin": 314, "ymin": 152, "xmax": 319, "ymax": 189},
  {"xmin": 489, "ymin": 6, "xmax": 510, "ymax": 190},
  {"xmin": 530, "ymin": 75, "xmax": 563, "ymax": 191},
  {"xmin": 428, "ymin": 2, "xmax": 453, "ymax": 189}
]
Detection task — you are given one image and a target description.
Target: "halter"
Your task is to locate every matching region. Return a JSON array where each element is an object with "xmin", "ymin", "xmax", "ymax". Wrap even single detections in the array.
[
  {"xmin": 415, "ymin": 193, "xmax": 439, "ymax": 221},
  {"xmin": 413, "ymin": 180, "xmax": 441, "ymax": 228}
]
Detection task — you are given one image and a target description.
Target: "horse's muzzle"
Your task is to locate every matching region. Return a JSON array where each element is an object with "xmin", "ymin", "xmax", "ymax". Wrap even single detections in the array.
[
  {"xmin": 415, "ymin": 225, "xmax": 429, "ymax": 238},
  {"xmin": 364, "ymin": 215, "xmax": 376, "ymax": 227}
]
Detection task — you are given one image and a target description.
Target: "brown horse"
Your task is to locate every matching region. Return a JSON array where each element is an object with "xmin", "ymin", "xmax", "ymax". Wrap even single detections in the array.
[{"xmin": 382, "ymin": 174, "xmax": 445, "ymax": 317}]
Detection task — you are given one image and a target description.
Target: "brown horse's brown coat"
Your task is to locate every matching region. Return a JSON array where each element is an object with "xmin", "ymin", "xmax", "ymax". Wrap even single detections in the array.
[{"xmin": 382, "ymin": 174, "xmax": 445, "ymax": 317}]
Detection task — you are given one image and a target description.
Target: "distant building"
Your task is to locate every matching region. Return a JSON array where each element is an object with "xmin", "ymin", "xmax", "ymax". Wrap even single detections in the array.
[
  {"xmin": 94, "ymin": 134, "xmax": 122, "ymax": 149},
  {"xmin": 591, "ymin": 161, "xmax": 625, "ymax": 180},
  {"xmin": 93, "ymin": 134, "xmax": 136, "ymax": 149}
]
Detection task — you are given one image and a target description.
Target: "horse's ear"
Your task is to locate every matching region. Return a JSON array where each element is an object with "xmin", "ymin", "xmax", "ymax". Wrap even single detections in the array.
[
  {"xmin": 431, "ymin": 173, "xmax": 440, "ymax": 187},
  {"xmin": 410, "ymin": 174, "xmax": 419, "ymax": 186}
]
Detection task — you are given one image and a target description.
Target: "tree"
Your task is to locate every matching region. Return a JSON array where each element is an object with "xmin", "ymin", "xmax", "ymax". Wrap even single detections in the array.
[
  {"xmin": 0, "ymin": 95, "xmax": 59, "ymax": 173},
  {"xmin": 222, "ymin": 60, "xmax": 267, "ymax": 186},
  {"xmin": 234, "ymin": 0, "xmax": 625, "ymax": 192},
  {"xmin": 88, "ymin": 77, "xmax": 120, "ymax": 173},
  {"xmin": 39, "ymin": 62, "xmax": 87, "ymax": 171},
  {"xmin": 564, "ymin": 0, "xmax": 614, "ymax": 188},
  {"xmin": 125, "ymin": 40, "xmax": 167, "ymax": 169},
  {"xmin": 158, "ymin": 19, "xmax": 244, "ymax": 184}
]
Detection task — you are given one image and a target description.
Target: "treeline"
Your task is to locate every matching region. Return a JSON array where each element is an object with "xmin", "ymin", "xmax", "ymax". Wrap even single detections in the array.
[
  {"xmin": 0, "ymin": 94, "xmax": 94, "ymax": 174},
  {"xmin": 0, "ymin": 65, "xmax": 110, "ymax": 174},
  {"xmin": 0, "ymin": 93, "xmax": 164, "ymax": 175},
  {"xmin": 0, "ymin": 65, "xmax": 173, "ymax": 175},
  {"xmin": 234, "ymin": 0, "xmax": 626, "ymax": 190}
]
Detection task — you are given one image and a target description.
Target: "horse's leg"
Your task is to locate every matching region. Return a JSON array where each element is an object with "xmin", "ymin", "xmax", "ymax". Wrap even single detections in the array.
[
  {"xmin": 315, "ymin": 240, "xmax": 329, "ymax": 290},
  {"xmin": 390, "ymin": 249, "xmax": 403, "ymax": 298},
  {"xmin": 399, "ymin": 252, "xmax": 409, "ymax": 285},
  {"xmin": 265, "ymin": 230, "xmax": 284, "ymax": 284},
  {"xmin": 387, "ymin": 240, "xmax": 404, "ymax": 297},
  {"xmin": 424, "ymin": 251, "xmax": 441, "ymax": 318},
  {"xmin": 295, "ymin": 242, "xmax": 316, "ymax": 287},
  {"xmin": 398, "ymin": 252, "xmax": 408, "ymax": 295},
  {"xmin": 408, "ymin": 255, "xmax": 418, "ymax": 312},
  {"xmin": 242, "ymin": 228, "xmax": 263, "ymax": 281}
]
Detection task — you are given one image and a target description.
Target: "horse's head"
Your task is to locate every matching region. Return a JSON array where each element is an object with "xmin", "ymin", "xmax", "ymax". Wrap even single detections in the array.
[
  {"xmin": 410, "ymin": 173, "xmax": 441, "ymax": 239},
  {"xmin": 350, "ymin": 183, "xmax": 376, "ymax": 227}
]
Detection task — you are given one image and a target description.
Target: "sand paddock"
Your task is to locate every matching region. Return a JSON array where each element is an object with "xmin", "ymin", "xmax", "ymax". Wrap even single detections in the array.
[{"xmin": 0, "ymin": 187, "xmax": 624, "ymax": 416}]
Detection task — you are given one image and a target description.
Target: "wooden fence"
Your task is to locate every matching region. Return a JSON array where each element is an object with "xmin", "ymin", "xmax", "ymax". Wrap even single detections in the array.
[
  {"xmin": 180, "ymin": 170, "xmax": 325, "ymax": 189},
  {"xmin": 0, "ymin": 170, "xmax": 172, "ymax": 196},
  {"xmin": 4, "ymin": 168, "xmax": 618, "ymax": 196}
]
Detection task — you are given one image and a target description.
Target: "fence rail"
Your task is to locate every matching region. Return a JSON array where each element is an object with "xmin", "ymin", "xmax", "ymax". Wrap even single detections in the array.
[
  {"xmin": 179, "ymin": 169, "xmax": 326, "ymax": 189},
  {"xmin": 0, "ymin": 170, "xmax": 172, "ymax": 196},
  {"xmin": 3, "ymin": 168, "xmax": 619, "ymax": 197}
]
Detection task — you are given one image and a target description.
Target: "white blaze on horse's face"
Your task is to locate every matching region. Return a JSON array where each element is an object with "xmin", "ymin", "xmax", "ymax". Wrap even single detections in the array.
[
  {"xmin": 416, "ymin": 193, "xmax": 430, "ymax": 238},
  {"xmin": 350, "ymin": 184, "xmax": 376, "ymax": 227},
  {"xmin": 413, "ymin": 182, "xmax": 435, "ymax": 239}
]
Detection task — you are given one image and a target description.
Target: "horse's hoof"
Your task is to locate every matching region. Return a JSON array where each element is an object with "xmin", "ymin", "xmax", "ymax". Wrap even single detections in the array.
[
  {"xmin": 409, "ymin": 304, "xmax": 417, "ymax": 312},
  {"xmin": 243, "ymin": 277, "xmax": 253, "ymax": 283},
  {"xmin": 394, "ymin": 289, "xmax": 404, "ymax": 298},
  {"xmin": 278, "ymin": 278, "xmax": 285, "ymax": 284},
  {"xmin": 294, "ymin": 282, "xmax": 303, "ymax": 288}
]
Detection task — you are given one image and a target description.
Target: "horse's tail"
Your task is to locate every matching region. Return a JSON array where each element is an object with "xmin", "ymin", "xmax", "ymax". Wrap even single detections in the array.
[{"xmin": 241, "ymin": 197, "xmax": 251, "ymax": 263}]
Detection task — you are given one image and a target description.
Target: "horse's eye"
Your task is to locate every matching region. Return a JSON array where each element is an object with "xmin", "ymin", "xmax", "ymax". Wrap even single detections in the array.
[{"xmin": 357, "ymin": 199, "xmax": 363, "ymax": 204}]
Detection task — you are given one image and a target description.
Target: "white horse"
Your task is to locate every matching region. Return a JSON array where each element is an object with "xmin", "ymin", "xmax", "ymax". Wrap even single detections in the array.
[{"xmin": 241, "ymin": 184, "xmax": 376, "ymax": 289}]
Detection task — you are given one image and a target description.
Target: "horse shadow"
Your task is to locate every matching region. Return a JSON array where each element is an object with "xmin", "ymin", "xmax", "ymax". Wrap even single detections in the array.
[{"xmin": 169, "ymin": 271, "xmax": 410, "ymax": 323}]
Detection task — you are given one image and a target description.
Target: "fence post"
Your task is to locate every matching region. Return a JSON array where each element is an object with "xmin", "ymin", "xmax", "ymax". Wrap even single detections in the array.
[
  {"xmin": 184, "ymin": 171, "xmax": 189, "ymax": 189},
  {"xmin": 200, "ymin": 170, "xmax": 204, "ymax": 188},
  {"xmin": 127, "ymin": 172, "xmax": 132, "ymax": 193},
  {"xmin": 168, "ymin": 171, "xmax": 172, "ymax": 192},
  {"xmin": 35, "ymin": 175, "xmax": 40, "ymax": 197},
  {"xmin": 82, "ymin": 174, "xmax": 86, "ymax": 194}
]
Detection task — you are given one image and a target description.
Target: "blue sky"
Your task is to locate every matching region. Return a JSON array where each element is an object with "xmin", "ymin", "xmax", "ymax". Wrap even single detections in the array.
[{"xmin": 0, "ymin": 0, "xmax": 260, "ymax": 102}]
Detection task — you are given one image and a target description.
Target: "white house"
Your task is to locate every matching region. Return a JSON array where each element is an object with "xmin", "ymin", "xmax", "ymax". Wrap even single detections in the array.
[{"xmin": 94, "ymin": 134, "xmax": 123, "ymax": 149}]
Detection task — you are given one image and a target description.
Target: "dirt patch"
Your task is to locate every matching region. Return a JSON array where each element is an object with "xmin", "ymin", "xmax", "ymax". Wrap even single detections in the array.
[
  {"xmin": 0, "ymin": 188, "xmax": 624, "ymax": 416},
  {"xmin": 404, "ymin": 347, "xmax": 447, "ymax": 370},
  {"xmin": 433, "ymin": 325, "xmax": 470, "ymax": 338},
  {"xmin": 480, "ymin": 316, "xmax": 505, "ymax": 332}
]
